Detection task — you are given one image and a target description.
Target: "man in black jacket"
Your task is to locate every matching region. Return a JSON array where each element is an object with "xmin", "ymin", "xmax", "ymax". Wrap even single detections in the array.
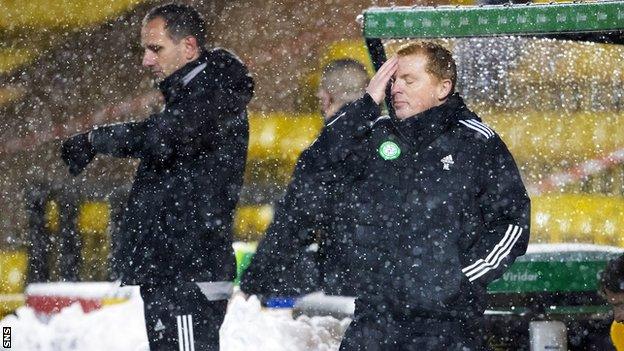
[
  {"xmin": 241, "ymin": 59, "xmax": 368, "ymax": 299},
  {"xmin": 324, "ymin": 42, "xmax": 530, "ymax": 350},
  {"xmin": 61, "ymin": 4, "xmax": 253, "ymax": 350}
]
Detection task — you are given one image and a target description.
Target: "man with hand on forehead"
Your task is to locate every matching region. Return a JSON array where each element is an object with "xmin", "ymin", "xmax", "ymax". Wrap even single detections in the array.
[{"xmin": 321, "ymin": 41, "xmax": 530, "ymax": 350}]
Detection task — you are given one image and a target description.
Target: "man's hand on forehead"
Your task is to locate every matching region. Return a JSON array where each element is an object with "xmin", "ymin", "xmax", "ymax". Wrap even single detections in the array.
[{"xmin": 366, "ymin": 56, "xmax": 398, "ymax": 105}]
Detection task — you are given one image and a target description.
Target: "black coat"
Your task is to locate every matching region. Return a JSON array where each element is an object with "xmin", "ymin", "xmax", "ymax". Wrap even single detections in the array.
[
  {"xmin": 324, "ymin": 93, "xmax": 530, "ymax": 320},
  {"xmin": 62, "ymin": 48, "xmax": 253, "ymax": 285},
  {"xmin": 240, "ymin": 104, "xmax": 371, "ymax": 297}
]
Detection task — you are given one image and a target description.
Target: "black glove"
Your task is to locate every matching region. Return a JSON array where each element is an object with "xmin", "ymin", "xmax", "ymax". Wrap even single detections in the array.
[{"xmin": 61, "ymin": 132, "xmax": 96, "ymax": 176}]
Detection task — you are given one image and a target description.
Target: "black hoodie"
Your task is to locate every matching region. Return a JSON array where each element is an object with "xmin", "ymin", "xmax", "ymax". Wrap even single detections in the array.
[{"xmin": 63, "ymin": 48, "xmax": 254, "ymax": 285}]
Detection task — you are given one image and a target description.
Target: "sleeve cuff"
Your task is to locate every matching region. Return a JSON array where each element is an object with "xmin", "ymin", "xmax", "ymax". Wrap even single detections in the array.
[{"xmin": 362, "ymin": 92, "xmax": 377, "ymax": 107}]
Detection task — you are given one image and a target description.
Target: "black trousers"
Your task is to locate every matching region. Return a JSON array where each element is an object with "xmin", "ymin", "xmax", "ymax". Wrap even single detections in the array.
[
  {"xmin": 339, "ymin": 302, "xmax": 489, "ymax": 351},
  {"xmin": 140, "ymin": 283, "xmax": 228, "ymax": 351}
]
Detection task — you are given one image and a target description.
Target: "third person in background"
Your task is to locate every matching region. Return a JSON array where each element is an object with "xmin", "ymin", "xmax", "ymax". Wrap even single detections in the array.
[
  {"xmin": 600, "ymin": 254, "xmax": 624, "ymax": 351},
  {"xmin": 241, "ymin": 59, "xmax": 369, "ymax": 299}
]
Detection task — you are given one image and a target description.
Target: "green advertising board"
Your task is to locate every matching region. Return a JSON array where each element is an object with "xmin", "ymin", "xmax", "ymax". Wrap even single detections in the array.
[
  {"xmin": 487, "ymin": 246, "xmax": 623, "ymax": 294},
  {"xmin": 363, "ymin": 1, "xmax": 624, "ymax": 39}
]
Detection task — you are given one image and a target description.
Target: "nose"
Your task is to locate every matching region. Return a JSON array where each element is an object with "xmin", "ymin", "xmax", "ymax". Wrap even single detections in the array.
[
  {"xmin": 390, "ymin": 80, "xmax": 400, "ymax": 96},
  {"xmin": 142, "ymin": 50, "xmax": 156, "ymax": 68}
]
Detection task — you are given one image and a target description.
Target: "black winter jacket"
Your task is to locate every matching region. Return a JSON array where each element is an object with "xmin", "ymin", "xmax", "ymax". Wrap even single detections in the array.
[
  {"xmin": 62, "ymin": 48, "xmax": 253, "ymax": 286},
  {"xmin": 241, "ymin": 104, "xmax": 366, "ymax": 297},
  {"xmin": 324, "ymin": 93, "xmax": 530, "ymax": 320}
]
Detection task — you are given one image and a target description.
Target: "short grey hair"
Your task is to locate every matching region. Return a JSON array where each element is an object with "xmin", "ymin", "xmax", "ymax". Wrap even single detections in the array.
[{"xmin": 320, "ymin": 59, "xmax": 369, "ymax": 106}]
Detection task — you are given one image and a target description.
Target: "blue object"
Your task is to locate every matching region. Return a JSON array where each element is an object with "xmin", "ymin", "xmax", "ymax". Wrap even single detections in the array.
[{"xmin": 265, "ymin": 297, "xmax": 296, "ymax": 308}]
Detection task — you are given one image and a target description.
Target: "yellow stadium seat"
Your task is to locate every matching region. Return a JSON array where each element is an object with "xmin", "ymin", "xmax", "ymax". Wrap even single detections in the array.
[
  {"xmin": 0, "ymin": 0, "xmax": 144, "ymax": 29},
  {"xmin": 612, "ymin": 321, "xmax": 624, "ymax": 351},
  {"xmin": 485, "ymin": 111, "xmax": 624, "ymax": 167},
  {"xmin": 0, "ymin": 250, "xmax": 27, "ymax": 294},
  {"xmin": 531, "ymin": 195, "xmax": 624, "ymax": 246}
]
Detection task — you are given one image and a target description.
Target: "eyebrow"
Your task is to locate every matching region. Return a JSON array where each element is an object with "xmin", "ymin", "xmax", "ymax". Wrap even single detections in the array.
[{"xmin": 145, "ymin": 44, "xmax": 162, "ymax": 51}]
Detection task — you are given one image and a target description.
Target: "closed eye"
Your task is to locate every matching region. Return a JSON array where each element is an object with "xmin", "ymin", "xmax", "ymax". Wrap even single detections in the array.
[{"xmin": 147, "ymin": 44, "xmax": 162, "ymax": 53}]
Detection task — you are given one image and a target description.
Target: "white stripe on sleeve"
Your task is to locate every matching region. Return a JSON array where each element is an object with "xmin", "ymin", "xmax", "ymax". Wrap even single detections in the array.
[
  {"xmin": 462, "ymin": 224, "xmax": 514, "ymax": 274},
  {"xmin": 463, "ymin": 224, "xmax": 523, "ymax": 282},
  {"xmin": 468, "ymin": 229, "xmax": 523, "ymax": 282}
]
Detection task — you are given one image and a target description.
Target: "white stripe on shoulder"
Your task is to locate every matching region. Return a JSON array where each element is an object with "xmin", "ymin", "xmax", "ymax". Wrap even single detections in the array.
[
  {"xmin": 326, "ymin": 111, "xmax": 346, "ymax": 127},
  {"xmin": 373, "ymin": 115, "xmax": 390, "ymax": 126},
  {"xmin": 458, "ymin": 119, "xmax": 493, "ymax": 139},
  {"xmin": 466, "ymin": 119, "xmax": 494, "ymax": 137},
  {"xmin": 182, "ymin": 62, "xmax": 207, "ymax": 86}
]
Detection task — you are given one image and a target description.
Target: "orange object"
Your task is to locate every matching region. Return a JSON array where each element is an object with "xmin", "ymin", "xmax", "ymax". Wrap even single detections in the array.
[{"xmin": 612, "ymin": 321, "xmax": 624, "ymax": 351}]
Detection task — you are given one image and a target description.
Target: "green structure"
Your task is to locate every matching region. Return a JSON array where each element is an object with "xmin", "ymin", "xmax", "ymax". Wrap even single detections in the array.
[{"xmin": 363, "ymin": 2, "xmax": 624, "ymax": 39}]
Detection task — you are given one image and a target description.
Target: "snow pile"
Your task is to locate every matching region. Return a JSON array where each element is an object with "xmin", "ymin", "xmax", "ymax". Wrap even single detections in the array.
[
  {"xmin": 2, "ymin": 296, "xmax": 148, "ymax": 351},
  {"xmin": 1, "ymin": 293, "xmax": 349, "ymax": 351},
  {"xmin": 222, "ymin": 295, "xmax": 349, "ymax": 351}
]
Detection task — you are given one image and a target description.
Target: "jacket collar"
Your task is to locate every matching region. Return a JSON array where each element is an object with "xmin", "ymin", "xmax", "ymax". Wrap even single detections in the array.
[
  {"xmin": 158, "ymin": 50, "xmax": 209, "ymax": 104},
  {"xmin": 393, "ymin": 93, "xmax": 467, "ymax": 150},
  {"xmin": 324, "ymin": 103, "xmax": 351, "ymax": 126}
]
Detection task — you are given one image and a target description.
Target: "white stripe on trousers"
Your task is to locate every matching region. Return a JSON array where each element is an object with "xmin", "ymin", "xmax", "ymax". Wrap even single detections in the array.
[
  {"xmin": 177, "ymin": 314, "xmax": 195, "ymax": 351},
  {"xmin": 462, "ymin": 224, "xmax": 523, "ymax": 282}
]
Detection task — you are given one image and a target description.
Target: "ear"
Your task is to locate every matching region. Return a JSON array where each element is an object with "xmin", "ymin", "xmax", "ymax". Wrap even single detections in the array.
[
  {"xmin": 182, "ymin": 36, "xmax": 200, "ymax": 60},
  {"xmin": 319, "ymin": 89, "xmax": 331, "ymax": 108},
  {"xmin": 437, "ymin": 79, "xmax": 453, "ymax": 100}
]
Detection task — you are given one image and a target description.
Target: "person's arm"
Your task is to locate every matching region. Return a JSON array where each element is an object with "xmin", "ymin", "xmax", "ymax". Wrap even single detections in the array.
[
  {"xmin": 240, "ymin": 170, "xmax": 329, "ymax": 296},
  {"xmin": 91, "ymin": 51, "xmax": 253, "ymax": 163},
  {"xmin": 87, "ymin": 121, "xmax": 148, "ymax": 158},
  {"xmin": 461, "ymin": 137, "xmax": 531, "ymax": 285},
  {"xmin": 61, "ymin": 119, "xmax": 150, "ymax": 176}
]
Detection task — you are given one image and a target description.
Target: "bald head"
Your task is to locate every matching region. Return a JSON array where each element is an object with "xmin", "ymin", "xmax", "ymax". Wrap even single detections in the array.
[{"xmin": 317, "ymin": 59, "xmax": 369, "ymax": 119}]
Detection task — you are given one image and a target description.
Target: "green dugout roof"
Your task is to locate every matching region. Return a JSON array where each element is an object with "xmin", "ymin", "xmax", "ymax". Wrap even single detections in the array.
[
  {"xmin": 362, "ymin": 1, "xmax": 624, "ymax": 41},
  {"xmin": 361, "ymin": 1, "xmax": 624, "ymax": 118}
]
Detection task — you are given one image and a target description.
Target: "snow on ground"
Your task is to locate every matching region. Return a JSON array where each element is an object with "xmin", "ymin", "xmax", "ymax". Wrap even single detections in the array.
[{"xmin": 0, "ymin": 292, "xmax": 349, "ymax": 351}]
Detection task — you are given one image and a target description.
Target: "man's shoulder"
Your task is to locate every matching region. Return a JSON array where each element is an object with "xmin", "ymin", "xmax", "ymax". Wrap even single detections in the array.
[
  {"xmin": 450, "ymin": 113, "xmax": 515, "ymax": 161},
  {"xmin": 371, "ymin": 115, "xmax": 391, "ymax": 128},
  {"xmin": 205, "ymin": 47, "xmax": 246, "ymax": 67},
  {"xmin": 455, "ymin": 119, "xmax": 496, "ymax": 140},
  {"xmin": 452, "ymin": 110, "xmax": 499, "ymax": 144}
]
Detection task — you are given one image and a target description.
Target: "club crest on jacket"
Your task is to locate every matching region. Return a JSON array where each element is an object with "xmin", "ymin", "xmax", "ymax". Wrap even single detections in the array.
[{"xmin": 378, "ymin": 140, "xmax": 401, "ymax": 160}]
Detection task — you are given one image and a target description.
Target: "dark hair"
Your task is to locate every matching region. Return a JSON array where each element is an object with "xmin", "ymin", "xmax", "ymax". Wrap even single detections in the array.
[
  {"xmin": 600, "ymin": 254, "xmax": 624, "ymax": 293},
  {"xmin": 144, "ymin": 3, "xmax": 207, "ymax": 47},
  {"xmin": 396, "ymin": 41, "xmax": 457, "ymax": 96}
]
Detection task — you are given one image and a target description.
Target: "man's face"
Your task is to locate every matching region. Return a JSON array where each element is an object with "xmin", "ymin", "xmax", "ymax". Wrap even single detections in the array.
[
  {"xmin": 390, "ymin": 54, "xmax": 450, "ymax": 120},
  {"xmin": 141, "ymin": 17, "xmax": 187, "ymax": 81},
  {"xmin": 316, "ymin": 87, "xmax": 331, "ymax": 120},
  {"xmin": 605, "ymin": 289, "xmax": 624, "ymax": 323}
]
